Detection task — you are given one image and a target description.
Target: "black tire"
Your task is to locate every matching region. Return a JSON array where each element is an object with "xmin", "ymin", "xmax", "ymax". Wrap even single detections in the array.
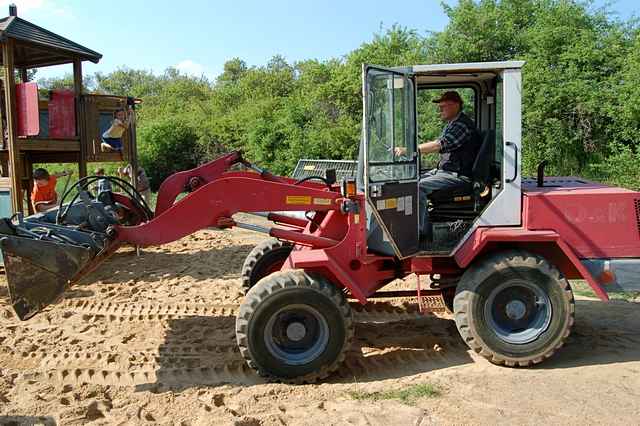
[
  {"xmin": 241, "ymin": 239, "xmax": 293, "ymax": 293},
  {"xmin": 453, "ymin": 250, "xmax": 574, "ymax": 367},
  {"xmin": 236, "ymin": 270, "xmax": 353, "ymax": 383}
]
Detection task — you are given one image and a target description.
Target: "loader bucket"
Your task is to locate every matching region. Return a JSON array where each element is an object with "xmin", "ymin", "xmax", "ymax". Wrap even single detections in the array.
[{"xmin": 0, "ymin": 235, "xmax": 94, "ymax": 320}]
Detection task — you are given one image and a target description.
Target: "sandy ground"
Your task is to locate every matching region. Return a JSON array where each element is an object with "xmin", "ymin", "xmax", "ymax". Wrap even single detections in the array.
[{"xmin": 0, "ymin": 219, "xmax": 639, "ymax": 425}]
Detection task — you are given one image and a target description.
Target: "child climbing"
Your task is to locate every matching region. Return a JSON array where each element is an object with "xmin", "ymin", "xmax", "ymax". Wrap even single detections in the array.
[{"xmin": 101, "ymin": 107, "xmax": 132, "ymax": 159}]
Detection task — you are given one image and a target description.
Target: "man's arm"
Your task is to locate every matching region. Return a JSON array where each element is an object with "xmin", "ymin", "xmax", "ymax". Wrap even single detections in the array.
[
  {"xmin": 394, "ymin": 119, "xmax": 471, "ymax": 157},
  {"xmin": 394, "ymin": 140, "xmax": 441, "ymax": 157},
  {"xmin": 417, "ymin": 140, "xmax": 442, "ymax": 154}
]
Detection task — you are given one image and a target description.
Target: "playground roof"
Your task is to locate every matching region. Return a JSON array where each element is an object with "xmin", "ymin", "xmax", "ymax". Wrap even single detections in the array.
[{"xmin": 0, "ymin": 15, "xmax": 102, "ymax": 68}]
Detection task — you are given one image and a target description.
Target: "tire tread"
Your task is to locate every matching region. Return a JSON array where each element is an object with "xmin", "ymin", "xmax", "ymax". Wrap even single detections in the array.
[
  {"xmin": 454, "ymin": 249, "xmax": 575, "ymax": 367},
  {"xmin": 236, "ymin": 270, "xmax": 353, "ymax": 383}
]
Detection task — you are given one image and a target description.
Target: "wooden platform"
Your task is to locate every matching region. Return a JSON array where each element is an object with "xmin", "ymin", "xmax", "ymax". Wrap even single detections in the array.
[{"xmin": 17, "ymin": 138, "xmax": 80, "ymax": 151}]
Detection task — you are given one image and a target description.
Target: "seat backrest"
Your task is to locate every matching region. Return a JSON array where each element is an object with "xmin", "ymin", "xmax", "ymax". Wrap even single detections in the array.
[{"xmin": 471, "ymin": 130, "xmax": 496, "ymax": 185}]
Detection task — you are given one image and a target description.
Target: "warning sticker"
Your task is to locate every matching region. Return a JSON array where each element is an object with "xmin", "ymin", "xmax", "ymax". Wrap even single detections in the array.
[
  {"xmin": 313, "ymin": 198, "xmax": 332, "ymax": 206},
  {"xmin": 286, "ymin": 195, "xmax": 312, "ymax": 205},
  {"xmin": 404, "ymin": 195, "xmax": 412, "ymax": 215},
  {"xmin": 376, "ymin": 198, "xmax": 398, "ymax": 210},
  {"xmin": 303, "ymin": 165, "xmax": 316, "ymax": 171},
  {"xmin": 385, "ymin": 198, "xmax": 397, "ymax": 210}
]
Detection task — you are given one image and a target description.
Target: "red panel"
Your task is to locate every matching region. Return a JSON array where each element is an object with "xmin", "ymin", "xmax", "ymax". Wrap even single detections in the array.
[
  {"xmin": 15, "ymin": 83, "xmax": 39, "ymax": 137},
  {"xmin": 453, "ymin": 227, "xmax": 610, "ymax": 301},
  {"xmin": 114, "ymin": 175, "xmax": 341, "ymax": 247},
  {"xmin": 48, "ymin": 90, "xmax": 76, "ymax": 139},
  {"xmin": 524, "ymin": 188, "xmax": 640, "ymax": 258}
]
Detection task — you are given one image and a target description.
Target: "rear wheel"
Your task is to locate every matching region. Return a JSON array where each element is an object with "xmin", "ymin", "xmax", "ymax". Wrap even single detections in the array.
[
  {"xmin": 236, "ymin": 270, "xmax": 353, "ymax": 383},
  {"xmin": 241, "ymin": 239, "xmax": 293, "ymax": 293},
  {"xmin": 453, "ymin": 250, "xmax": 574, "ymax": 367}
]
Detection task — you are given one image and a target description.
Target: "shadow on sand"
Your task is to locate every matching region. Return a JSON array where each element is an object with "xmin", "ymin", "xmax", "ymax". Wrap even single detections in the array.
[
  {"xmin": 136, "ymin": 313, "xmax": 474, "ymax": 391},
  {"xmin": 137, "ymin": 298, "xmax": 640, "ymax": 391},
  {"xmin": 76, "ymin": 243, "xmax": 256, "ymax": 286},
  {"xmin": 537, "ymin": 299, "xmax": 640, "ymax": 369}
]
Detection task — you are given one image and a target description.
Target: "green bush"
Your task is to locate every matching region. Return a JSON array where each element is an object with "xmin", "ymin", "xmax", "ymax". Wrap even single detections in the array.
[
  {"xmin": 586, "ymin": 144, "xmax": 640, "ymax": 190},
  {"xmin": 138, "ymin": 118, "xmax": 200, "ymax": 190},
  {"xmin": 38, "ymin": 2, "xmax": 639, "ymax": 190}
]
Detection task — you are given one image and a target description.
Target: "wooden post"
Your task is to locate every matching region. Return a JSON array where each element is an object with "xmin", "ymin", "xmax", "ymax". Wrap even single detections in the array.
[
  {"xmin": 73, "ymin": 59, "xmax": 87, "ymax": 178},
  {"xmin": 23, "ymin": 154, "xmax": 33, "ymax": 215},
  {"xmin": 0, "ymin": 80, "xmax": 5, "ymax": 155},
  {"xmin": 3, "ymin": 39, "xmax": 22, "ymax": 213},
  {"xmin": 129, "ymin": 101, "xmax": 138, "ymax": 191}
]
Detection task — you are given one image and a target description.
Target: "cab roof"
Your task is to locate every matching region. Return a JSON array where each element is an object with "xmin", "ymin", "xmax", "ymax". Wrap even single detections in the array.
[{"xmin": 391, "ymin": 61, "xmax": 525, "ymax": 85}]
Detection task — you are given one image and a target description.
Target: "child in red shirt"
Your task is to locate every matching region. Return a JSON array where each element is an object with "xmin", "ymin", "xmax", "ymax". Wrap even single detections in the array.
[{"xmin": 31, "ymin": 168, "xmax": 73, "ymax": 213}]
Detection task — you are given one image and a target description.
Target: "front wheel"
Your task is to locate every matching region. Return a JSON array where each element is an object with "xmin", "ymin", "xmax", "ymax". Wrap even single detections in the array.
[
  {"xmin": 236, "ymin": 270, "xmax": 353, "ymax": 383},
  {"xmin": 453, "ymin": 250, "xmax": 574, "ymax": 367},
  {"xmin": 241, "ymin": 238, "xmax": 293, "ymax": 293}
]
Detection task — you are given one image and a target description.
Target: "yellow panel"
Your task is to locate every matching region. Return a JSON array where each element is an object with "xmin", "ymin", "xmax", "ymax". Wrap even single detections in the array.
[
  {"xmin": 385, "ymin": 198, "xmax": 397, "ymax": 209},
  {"xmin": 286, "ymin": 195, "xmax": 312, "ymax": 205}
]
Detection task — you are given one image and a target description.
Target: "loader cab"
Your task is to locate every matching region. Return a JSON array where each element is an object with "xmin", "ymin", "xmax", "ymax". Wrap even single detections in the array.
[{"xmin": 361, "ymin": 61, "xmax": 524, "ymax": 258}]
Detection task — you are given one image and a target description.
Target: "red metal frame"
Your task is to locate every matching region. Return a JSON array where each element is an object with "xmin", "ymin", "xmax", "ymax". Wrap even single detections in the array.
[
  {"xmin": 107, "ymin": 152, "xmax": 397, "ymax": 303},
  {"xmin": 454, "ymin": 227, "xmax": 609, "ymax": 301},
  {"xmin": 80, "ymin": 154, "xmax": 639, "ymax": 305}
]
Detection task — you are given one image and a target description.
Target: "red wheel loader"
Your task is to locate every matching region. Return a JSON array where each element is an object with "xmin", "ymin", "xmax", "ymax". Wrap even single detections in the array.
[{"xmin": 2, "ymin": 61, "xmax": 639, "ymax": 383}]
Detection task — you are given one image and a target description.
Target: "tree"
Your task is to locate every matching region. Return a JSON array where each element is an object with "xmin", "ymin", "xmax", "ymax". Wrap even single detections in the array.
[
  {"xmin": 43, "ymin": 0, "xmax": 638, "ymax": 190},
  {"xmin": 138, "ymin": 118, "xmax": 200, "ymax": 189}
]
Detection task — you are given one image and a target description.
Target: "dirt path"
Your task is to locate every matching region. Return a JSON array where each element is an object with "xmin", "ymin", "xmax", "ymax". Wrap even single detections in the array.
[{"xmin": 0, "ymin": 222, "xmax": 638, "ymax": 425}]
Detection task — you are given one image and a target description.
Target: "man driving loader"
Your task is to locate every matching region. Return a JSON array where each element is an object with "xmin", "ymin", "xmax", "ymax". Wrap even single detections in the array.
[{"xmin": 396, "ymin": 90, "xmax": 480, "ymax": 242}]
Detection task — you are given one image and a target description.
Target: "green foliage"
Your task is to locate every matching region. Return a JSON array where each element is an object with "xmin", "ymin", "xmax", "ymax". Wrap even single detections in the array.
[
  {"xmin": 35, "ymin": 1, "xmax": 639, "ymax": 189},
  {"xmin": 586, "ymin": 143, "xmax": 640, "ymax": 190},
  {"xmin": 572, "ymin": 281, "xmax": 640, "ymax": 302},
  {"xmin": 138, "ymin": 118, "xmax": 200, "ymax": 189},
  {"xmin": 348, "ymin": 383, "xmax": 441, "ymax": 405}
]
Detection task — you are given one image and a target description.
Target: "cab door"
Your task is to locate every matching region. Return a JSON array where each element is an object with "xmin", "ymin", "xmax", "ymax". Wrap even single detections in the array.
[{"xmin": 363, "ymin": 65, "xmax": 419, "ymax": 258}]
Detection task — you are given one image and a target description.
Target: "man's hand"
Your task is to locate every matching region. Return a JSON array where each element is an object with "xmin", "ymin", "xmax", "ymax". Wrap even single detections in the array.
[{"xmin": 394, "ymin": 146, "xmax": 407, "ymax": 156}]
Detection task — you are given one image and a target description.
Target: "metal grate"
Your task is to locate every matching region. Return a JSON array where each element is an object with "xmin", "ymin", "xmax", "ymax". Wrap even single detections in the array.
[
  {"xmin": 292, "ymin": 159, "xmax": 357, "ymax": 181},
  {"xmin": 635, "ymin": 199, "xmax": 640, "ymax": 238}
]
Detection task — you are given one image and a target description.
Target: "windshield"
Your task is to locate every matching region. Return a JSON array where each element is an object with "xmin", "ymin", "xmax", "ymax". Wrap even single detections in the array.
[{"xmin": 366, "ymin": 69, "xmax": 416, "ymax": 182}]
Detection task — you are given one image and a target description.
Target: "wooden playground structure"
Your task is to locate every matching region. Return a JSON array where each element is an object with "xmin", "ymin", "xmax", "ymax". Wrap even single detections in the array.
[{"xmin": 0, "ymin": 4, "xmax": 139, "ymax": 215}]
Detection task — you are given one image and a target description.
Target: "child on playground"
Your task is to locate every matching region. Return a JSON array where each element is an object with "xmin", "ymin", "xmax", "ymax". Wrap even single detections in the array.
[
  {"xmin": 118, "ymin": 164, "xmax": 151, "ymax": 205},
  {"xmin": 31, "ymin": 168, "xmax": 73, "ymax": 213},
  {"xmin": 101, "ymin": 107, "xmax": 133, "ymax": 159},
  {"xmin": 93, "ymin": 167, "xmax": 112, "ymax": 197}
]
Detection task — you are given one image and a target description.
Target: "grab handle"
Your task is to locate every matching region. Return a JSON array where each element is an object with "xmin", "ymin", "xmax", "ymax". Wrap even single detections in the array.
[{"xmin": 505, "ymin": 141, "xmax": 519, "ymax": 183}]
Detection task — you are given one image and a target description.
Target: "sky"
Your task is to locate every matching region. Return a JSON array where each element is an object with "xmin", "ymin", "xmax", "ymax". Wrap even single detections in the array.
[{"xmin": 2, "ymin": 0, "xmax": 637, "ymax": 82}]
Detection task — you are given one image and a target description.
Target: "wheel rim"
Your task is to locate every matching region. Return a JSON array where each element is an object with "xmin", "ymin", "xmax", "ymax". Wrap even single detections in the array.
[
  {"xmin": 264, "ymin": 304, "xmax": 329, "ymax": 366},
  {"xmin": 484, "ymin": 280, "xmax": 553, "ymax": 345}
]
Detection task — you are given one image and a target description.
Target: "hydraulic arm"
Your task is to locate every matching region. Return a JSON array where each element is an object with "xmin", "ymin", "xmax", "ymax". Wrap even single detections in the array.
[{"xmin": 0, "ymin": 151, "xmax": 347, "ymax": 320}]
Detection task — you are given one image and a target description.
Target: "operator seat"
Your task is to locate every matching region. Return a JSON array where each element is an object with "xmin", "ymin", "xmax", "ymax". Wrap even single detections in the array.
[{"xmin": 429, "ymin": 130, "xmax": 496, "ymax": 220}]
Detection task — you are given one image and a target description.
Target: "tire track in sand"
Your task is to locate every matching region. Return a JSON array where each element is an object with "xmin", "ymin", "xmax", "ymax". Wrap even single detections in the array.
[{"xmin": 57, "ymin": 299, "xmax": 440, "ymax": 323}]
